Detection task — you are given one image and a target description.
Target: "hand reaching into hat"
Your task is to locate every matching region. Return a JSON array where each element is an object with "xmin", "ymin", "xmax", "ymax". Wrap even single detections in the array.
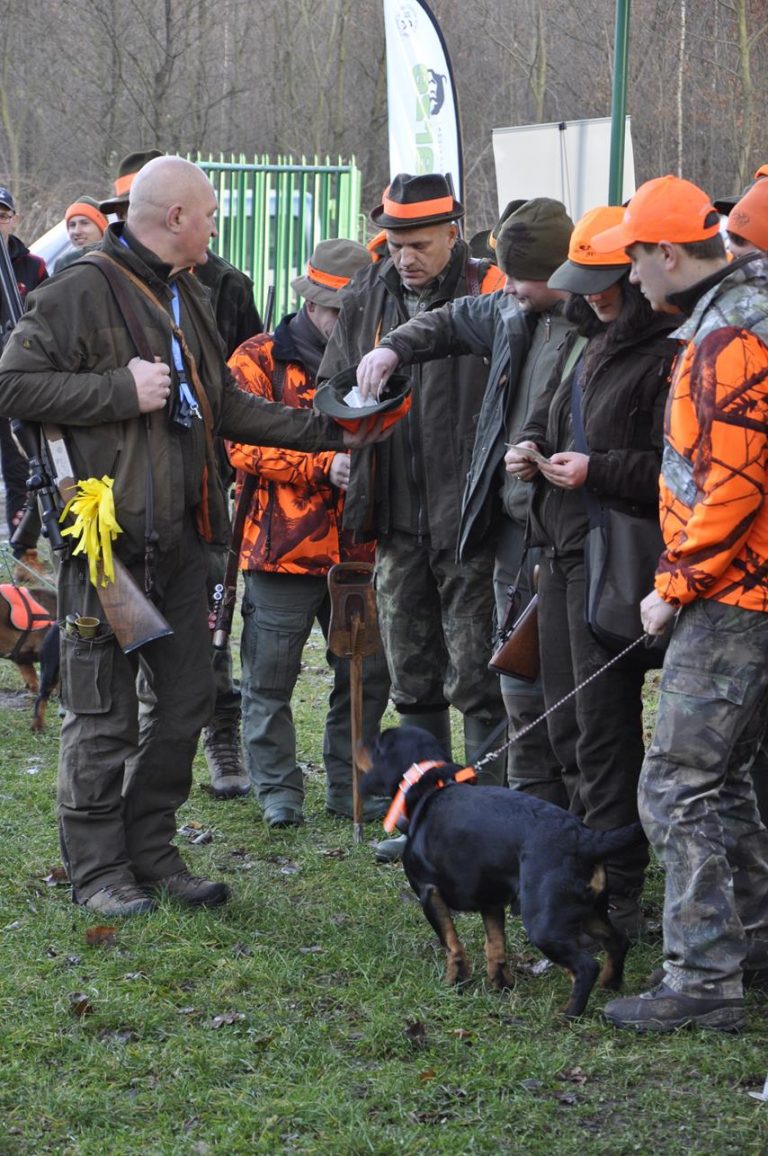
[{"xmin": 356, "ymin": 348, "xmax": 401, "ymax": 402}]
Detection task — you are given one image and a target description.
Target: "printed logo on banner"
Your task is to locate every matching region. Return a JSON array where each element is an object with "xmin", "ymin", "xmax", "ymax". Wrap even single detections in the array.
[
  {"xmin": 395, "ymin": 4, "xmax": 418, "ymax": 35},
  {"xmin": 413, "ymin": 63, "xmax": 437, "ymax": 172}
]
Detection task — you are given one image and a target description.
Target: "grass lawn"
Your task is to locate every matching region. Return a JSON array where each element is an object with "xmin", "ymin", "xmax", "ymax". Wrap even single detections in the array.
[{"xmin": 0, "ymin": 620, "xmax": 766, "ymax": 1155}]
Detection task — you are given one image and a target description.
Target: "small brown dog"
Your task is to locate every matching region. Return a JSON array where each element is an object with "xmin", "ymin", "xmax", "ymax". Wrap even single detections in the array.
[{"xmin": 0, "ymin": 576, "xmax": 59, "ymax": 730}]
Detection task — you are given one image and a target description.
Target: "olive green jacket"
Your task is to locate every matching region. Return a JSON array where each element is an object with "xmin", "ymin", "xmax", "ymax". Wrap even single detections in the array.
[{"xmin": 0, "ymin": 224, "xmax": 343, "ymax": 557}]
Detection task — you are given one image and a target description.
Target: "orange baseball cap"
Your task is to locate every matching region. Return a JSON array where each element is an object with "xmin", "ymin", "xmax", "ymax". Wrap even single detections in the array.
[
  {"xmin": 754, "ymin": 164, "xmax": 768, "ymax": 179},
  {"xmin": 548, "ymin": 205, "xmax": 630, "ymax": 294},
  {"xmin": 591, "ymin": 175, "xmax": 720, "ymax": 253},
  {"xmin": 727, "ymin": 179, "xmax": 768, "ymax": 252}
]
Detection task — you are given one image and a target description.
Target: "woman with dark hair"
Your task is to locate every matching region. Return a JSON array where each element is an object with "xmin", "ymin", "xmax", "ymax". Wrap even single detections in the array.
[{"xmin": 504, "ymin": 206, "xmax": 677, "ymax": 939}]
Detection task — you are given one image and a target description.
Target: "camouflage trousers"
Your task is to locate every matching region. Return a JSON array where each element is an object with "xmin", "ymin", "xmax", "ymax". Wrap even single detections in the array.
[
  {"xmin": 374, "ymin": 531, "xmax": 503, "ymax": 721},
  {"xmin": 639, "ymin": 598, "xmax": 768, "ymax": 998}
]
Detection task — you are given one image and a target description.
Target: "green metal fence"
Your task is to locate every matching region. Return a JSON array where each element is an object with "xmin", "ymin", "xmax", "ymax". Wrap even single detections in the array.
[{"xmin": 192, "ymin": 155, "xmax": 363, "ymax": 325}]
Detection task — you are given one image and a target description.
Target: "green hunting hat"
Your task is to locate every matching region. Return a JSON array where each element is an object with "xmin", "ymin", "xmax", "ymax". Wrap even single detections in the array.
[
  {"xmin": 291, "ymin": 238, "xmax": 372, "ymax": 308},
  {"xmin": 495, "ymin": 198, "xmax": 573, "ymax": 280},
  {"xmin": 99, "ymin": 148, "xmax": 164, "ymax": 214},
  {"xmin": 314, "ymin": 367, "xmax": 412, "ymax": 434}
]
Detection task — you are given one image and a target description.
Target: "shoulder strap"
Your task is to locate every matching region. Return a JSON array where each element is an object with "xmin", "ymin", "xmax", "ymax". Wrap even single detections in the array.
[
  {"xmin": 567, "ymin": 337, "xmax": 602, "ymax": 526},
  {"xmin": 79, "ymin": 252, "xmax": 166, "ymax": 591},
  {"xmin": 81, "ymin": 252, "xmax": 156, "ymax": 360},
  {"xmin": 465, "ymin": 258, "xmax": 482, "ymax": 298},
  {"xmin": 271, "ymin": 358, "xmax": 287, "ymax": 403},
  {"xmin": 82, "ymin": 252, "xmax": 215, "ymax": 439},
  {"xmin": 561, "ymin": 334, "xmax": 588, "ymax": 385}
]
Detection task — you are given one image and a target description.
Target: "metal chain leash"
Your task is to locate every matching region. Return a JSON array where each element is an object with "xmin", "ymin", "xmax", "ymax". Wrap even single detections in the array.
[{"xmin": 473, "ymin": 633, "xmax": 650, "ymax": 774}]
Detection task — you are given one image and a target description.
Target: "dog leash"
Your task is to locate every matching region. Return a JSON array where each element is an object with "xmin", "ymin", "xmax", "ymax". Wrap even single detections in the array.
[{"xmin": 473, "ymin": 633, "xmax": 651, "ymax": 775}]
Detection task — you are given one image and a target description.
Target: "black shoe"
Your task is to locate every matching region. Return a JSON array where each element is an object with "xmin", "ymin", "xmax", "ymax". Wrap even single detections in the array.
[
  {"xmin": 604, "ymin": 982, "xmax": 745, "ymax": 1033},
  {"xmin": 146, "ymin": 870, "xmax": 230, "ymax": 908},
  {"xmin": 374, "ymin": 833, "xmax": 407, "ymax": 863},
  {"xmin": 266, "ymin": 807, "xmax": 304, "ymax": 829}
]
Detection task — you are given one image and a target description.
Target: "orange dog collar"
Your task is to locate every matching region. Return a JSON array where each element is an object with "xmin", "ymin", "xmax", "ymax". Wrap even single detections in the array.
[{"xmin": 383, "ymin": 760, "xmax": 477, "ymax": 833}]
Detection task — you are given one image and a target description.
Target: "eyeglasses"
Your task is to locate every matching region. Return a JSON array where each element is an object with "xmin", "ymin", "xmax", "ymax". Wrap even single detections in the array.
[{"xmin": 0, "ymin": 211, "xmax": 15, "ymax": 221}]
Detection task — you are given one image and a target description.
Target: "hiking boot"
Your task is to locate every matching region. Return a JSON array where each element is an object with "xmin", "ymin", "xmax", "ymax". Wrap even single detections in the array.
[
  {"xmin": 147, "ymin": 870, "xmax": 230, "ymax": 908},
  {"xmin": 374, "ymin": 833, "xmax": 407, "ymax": 863},
  {"xmin": 603, "ymin": 982, "xmax": 745, "ymax": 1033},
  {"xmin": 80, "ymin": 883, "xmax": 156, "ymax": 917},
  {"xmin": 203, "ymin": 723, "xmax": 250, "ymax": 799},
  {"xmin": 265, "ymin": 807, "xmax": 304, "ymax": 830}
]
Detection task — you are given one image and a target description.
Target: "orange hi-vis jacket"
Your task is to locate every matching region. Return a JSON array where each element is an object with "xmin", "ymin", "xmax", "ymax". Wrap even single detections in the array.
[
  {"xmin": 656, "ymin": 258, "xmax": 768, "ymax": 609},
  {"xmin": 226, "ymin": 316, "xmax": 374, "ymax": 575}
]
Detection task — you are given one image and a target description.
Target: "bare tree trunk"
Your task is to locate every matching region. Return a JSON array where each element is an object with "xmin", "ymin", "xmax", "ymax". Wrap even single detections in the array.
[{"xmin": 676, "ymin": 0, "xmax": 686, "ymax": 177}]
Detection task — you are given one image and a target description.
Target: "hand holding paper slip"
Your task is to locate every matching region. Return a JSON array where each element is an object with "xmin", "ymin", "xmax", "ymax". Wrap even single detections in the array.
[
  {"xmin": 344, "ymin": 386, "xmax": 380, "ymax": 409},
  {"xmin": 505, "ymin": 443, "xmax": 550, "ymax": 466}
]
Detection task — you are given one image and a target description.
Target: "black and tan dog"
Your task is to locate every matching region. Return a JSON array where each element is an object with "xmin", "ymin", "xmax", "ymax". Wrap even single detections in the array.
[{"xmin": 360, "ymin": 725, "xmax": 645, "ymax": 1019}]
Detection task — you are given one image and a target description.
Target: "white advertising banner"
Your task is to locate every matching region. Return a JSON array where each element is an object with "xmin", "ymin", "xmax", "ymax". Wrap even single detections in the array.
[
  {"xmin": 382, "ymin": 0, "xmax": 463, "ymax": 201},
  {"xmin": 492, "ymin": 117, "xmax": 635, "ymax": 221}
]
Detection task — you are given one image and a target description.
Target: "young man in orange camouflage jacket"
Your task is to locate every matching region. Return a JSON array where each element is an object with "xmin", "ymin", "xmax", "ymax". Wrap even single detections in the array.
[
  {"xmin": 591, "ymin": 176, "xmax": 768, "ymax": 1033},
  {"xmin": 227, "ymin": 240, "xmax": 390, "ymax": 828}
]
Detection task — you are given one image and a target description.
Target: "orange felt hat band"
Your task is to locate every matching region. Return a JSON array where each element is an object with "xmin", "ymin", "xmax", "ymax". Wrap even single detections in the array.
[
  {"xmin": 113, "ymin": 172, "xmax": 136, "ymax": 197},
  {"xmin": 306, "ymin": 262, "xmax": 350, "ymax": 291},
  {"xmin": 381, "ymin": 192, "xmax": 455, "ymax": 220},
  {"xmin": 65, "ymin": 202, "xmax": 108, "ymax": 233}
]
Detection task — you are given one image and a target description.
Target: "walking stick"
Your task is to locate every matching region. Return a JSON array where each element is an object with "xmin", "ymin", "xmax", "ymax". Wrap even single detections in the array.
[{"xmin": 327, "ymin": 562, "xmax": 381, "ymax": 843}]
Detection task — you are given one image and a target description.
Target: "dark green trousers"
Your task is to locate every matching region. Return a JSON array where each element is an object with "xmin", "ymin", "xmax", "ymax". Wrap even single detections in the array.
[{"xmin": 57, "ymin": 522, "xmax": 214, "ymax": 901}]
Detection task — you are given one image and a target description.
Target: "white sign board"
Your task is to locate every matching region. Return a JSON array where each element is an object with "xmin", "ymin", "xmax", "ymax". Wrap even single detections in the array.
[{"xmin": 492, "ymin": 117, "xmax": 635, "ymax": 221}]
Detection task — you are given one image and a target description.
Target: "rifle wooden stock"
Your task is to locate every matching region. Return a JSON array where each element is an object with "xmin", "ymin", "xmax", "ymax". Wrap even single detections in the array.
[
  {"xmin": 41, "ymin": 424, "xmax": 173, "ymax": 653},
  {"xmin": 211, "ymin": 287, "xmax": 275, "ymax": 649},
  {"xmin": 488, "ymin": 593, "xmax": 540, "ymax": 682},
  {"xmin": 94, "ymin": 556, "xmax": 174, "ymax": 653},
  {"xmin": 212, "ymin": 471, "xmax": 256, "ymax": 649}
]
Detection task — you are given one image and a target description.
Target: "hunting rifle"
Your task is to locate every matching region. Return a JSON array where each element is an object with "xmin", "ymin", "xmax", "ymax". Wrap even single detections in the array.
[
  {"xmin": 212, "ymin": 285, "xmax": 275, "ymax": 649},
  {"xmin": 0, "ymin": 232, "xmax": 173, "ymax": 653}
]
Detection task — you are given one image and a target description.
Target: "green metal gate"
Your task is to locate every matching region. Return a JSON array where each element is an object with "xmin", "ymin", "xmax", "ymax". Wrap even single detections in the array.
[{"xmin": 193, "ymin": 155, "xmax": 363, "ymax": 325}]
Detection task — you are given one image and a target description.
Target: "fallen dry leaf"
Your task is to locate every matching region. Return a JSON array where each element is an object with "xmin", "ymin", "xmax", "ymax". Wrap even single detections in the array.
[
  {"xmin": 557, "ymin": 1066, "xmax": 589, "ymax": 1085},
  {"xmin": 418, "ymin": 1068, "xmax": 437, "ymax": 1082},
  {"xmin": 68, "ymin": 992, "xmax": 94, "ymax": 1018},
  {"xmin": 43, "ymin": 865, "xmax": 69, "ymax": 887},
  {"xmin": 449, "ymin": 1028, "xmax": 474, "ymax": 1042},
  {"xmin": 321, "ymin": 847, "xmax": 346, "ymax": 859},
  {"xmin": 208, "ymin": 1012, "xmax": 245, "ymax": 1029},
  {"xmin": 85, "ymin": 925, "xmax": 118, "ymax": 948}
]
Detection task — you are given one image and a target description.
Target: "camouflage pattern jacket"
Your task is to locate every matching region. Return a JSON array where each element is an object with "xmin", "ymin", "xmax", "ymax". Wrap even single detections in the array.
[
  {"xmin": 227, "ymin": 315, "xmax": 373, "ymax": 575},
  {"xmin": 657, "ymin": 254, "xmax": 768, "ymax": 609}
]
